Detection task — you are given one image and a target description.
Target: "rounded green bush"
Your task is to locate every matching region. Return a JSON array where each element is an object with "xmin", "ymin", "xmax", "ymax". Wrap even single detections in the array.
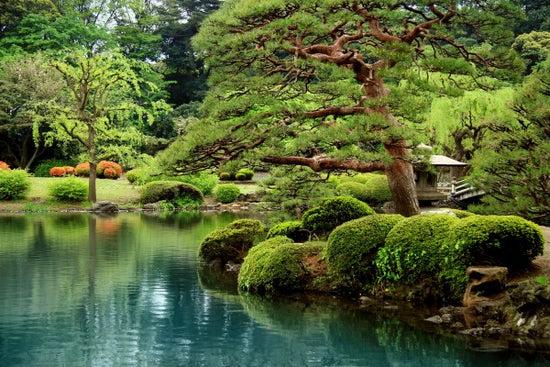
[
  {"xmin": 0, "ymin": 169, "xmax": 30, "ymax": 200},
  {"xmin": 140, "ymin": 180, "xmax": 204, "ymax": 205},
  {"xmin": 267, "ymin": 221, "xmax": 309, "ymax": 242},
  {"xmin": 364, "ymin": 174, "xmax": 392, "ymax": 204},
  {"xmin": 439, "ymin": 215, "xmax": 545, "ymax": 300},
  {"xmin": 376, "ymin": 214, "xmax": 460, "ymax": 285},
  {"xmin": 236, "ymin": 168, "xmax": 254, "ymax": 180},
  {"xmin": 449, "ymin": 208, "xmax": 476, "ymax": 218},
  {"xmin": 301, "ymin": 196, "xmax": 375, "ymax": 237},
  {"xmin": 216, "ymin": 183, "xmax": 241, "ymax": 203},
  {"xmin": 327, "ymin": 214, "xmax": 404, "ymax": 289},
  {"xmin": 199, "ymin": 219, "xmax": 265, "ymax": 265},
  {"xmin": 219, "ymin": 172, "xmax": 232, "ymax": 180},
  {"xmin": 48, "ymin": 177, "xmax": 88, "ymax": 201},
  {"xmin": 336, "ymin": 182, "xmax": 369, "ymax": 202},
  {"xmin": 238, "ymin": 237, "xmax": 324, "ymax": 294},
  {"xmin": 235, "ymin": 172, "xmax": 247, "ymax": 180},
  {"xmin": 125, "ymin": 168, "xmax": 147, "ymax": 184}
]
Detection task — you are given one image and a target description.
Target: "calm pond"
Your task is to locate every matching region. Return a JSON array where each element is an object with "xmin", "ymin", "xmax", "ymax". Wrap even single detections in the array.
[{"xmin": 0, "ymin": 211, "xmax": 547, "ymax": 366}]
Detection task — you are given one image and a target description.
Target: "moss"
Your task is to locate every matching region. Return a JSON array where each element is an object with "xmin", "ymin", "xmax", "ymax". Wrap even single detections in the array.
[
  {"xmin": 326, "ymin": 214, "xmax": 404, "ymax": 291},
  {"xmin": 449, "ymin": 208, "xmax": 476, "ymax": 218},
  {"xmin": 302, "ymin": 196, "xmax": 375, "ymax": 237},
  {"xmin": 140, "ymin": 180, "xmax": 204, "ymax": 205},
  {"xmin": 238, "ymin": 237, "xmax": 325, "ymax": 294},
  {"xmin": 199, "ymin": 219, "xmax": 265, "ymax": 265},
  {"xmin": 267, "ymin": 220, "xmax": 309, "ymax": 242},
  {"xmin": 376, "ymin": 214, "xmax": 460, "ymax": 285}
]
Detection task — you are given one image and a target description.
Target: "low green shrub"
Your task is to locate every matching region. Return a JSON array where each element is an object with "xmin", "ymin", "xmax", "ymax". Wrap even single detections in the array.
[
  {"xmin": 216, "ymin": 183, "xmax": 241, "ymax": 203},
  {"xmin": 440, "ymin": 215, "xmax": 545, "ymax": 301},
  {"xmin": 336, "ymin": 182, "xmax": 369, "ymax": 202},
  {"xmin": 376, "ymin": 214, "xmax": 460, "ymax": 285},
  {"xmin": 199, "ymin": 219, "xmax": 265, "ymax": 265},
  {"xmin": 236, "ymin": 168, "xmax": 254, "ymax": 180},
  {"xmin": 238, "ymin": 237, "xmax": 324, "ymax": 294},
  {"xmin": 140, "ymin": 180, "xmax": 204, "ymax": 206},
  {"xmin": 449, "ymin": 208, "xmax": 476, "ymax": 218},
  {"xmin": 267, "ymin": 221, "xmax": 310, "ymax": 242},
  {"xmin": 302, "ymin": 196, "xmax": 375, "ymax": 237},
  {"xmin": 0, "ymin": 169, "xmax": 30, "ymax": 200},
  {"xmin": 178, "ymin": 173, "xmax": 218, "ymax": 196},
  {"xmin": 125, "ymin": 168, "xmax": 148, "ymax": 184},
  {"xmin": 48, "ymin": 177, "xmax": 88, "ymax": 201},
  {"xmin": 326, "ymin": 214, "xmax": 404, "ymax": 290},
  {"xmin": 33, "ymin": 159, "xmax": 77, "ymax": 177},
  {"xmin": 364, "ymin": 174, "xmax": 392, "ymax": 204},
  {"xmin": 219, "ymin": 172, "xmax": 232, "ymax": 180}
]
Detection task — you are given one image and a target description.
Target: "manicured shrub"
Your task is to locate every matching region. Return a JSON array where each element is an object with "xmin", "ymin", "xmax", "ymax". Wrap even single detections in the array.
[
  {"xmin": 49, "ymin": 167, "xmax": 67, "ymax": 177},
  {"xmin": 0, "ymin": 161, "xmax": 9, "ymax": 171},
  {"xmin": 199, "ymin": 219, "xmax": 265, "ymax": 265},
  {"xmin": 33, "ymin": 159, "xmax": 77, "ymax": 177},
  {"xmin": 216, "ymin": 183, "xmax": 241, "ymax": 203},
  {"xmin": 0, "ymin": 169, "xmax": 30, "ymax": 200},
  {"xmin": 97, "ymin": 161, "xmax": 122, "ymax": 179},
  {"xmin": 48, "ymin": 177, "xmax": 88, "ymax": 201},
  {"xmin": 327, "ymin": 214, "xmax": 404, "ymax": 289},
  {"xmin": 267, "ymin": 221, "xmax": 310, "ymax": 242},
  {"xmin": 219, "ymin": 172, "xmax": 232, "ymax": 180},
  {"xmin": 124, "ymin": 168, "xmax": 150, "ymax": 185},
  {"xmin": 75, "ymin": 162, "xmax": 90, "ymax": 177},
  {"xmin": 301, "ymin": 196, "xmax": 375, "ymax": 237},
  {"xmin": 439, "ymin": 215, "xmax": 545, "ymax": 301},
  {"xmin": 64, "ymin": 166, "xmax": 75, "ymax": 175},
  {"xmin": 449, "ymin": 208, "xmax": 476, "ymax": 218},
  {"xmin": 336, "ymin": 182, "xmax": 369, "ymax": 202},
  {"xmin": 140, "ymin": 180, "xmax": 204, "ymax": 205},
  {"xmin": 375, "ymin": 214, "xmax": 460, "ymax": 284},
  {"xmin": 364, "ymin": 174, "xmax": 392, "ymax": 204},
  {"xmin": 236, "ymin": 168, "xmax": 254, "ymax": 180},
  {"xmin": 238, "ymin": 237, "xmax": 324, "ymax": 294},
  {"xmin": 178, "ymin": 173, "xmax": 218, "ymax": 196}
]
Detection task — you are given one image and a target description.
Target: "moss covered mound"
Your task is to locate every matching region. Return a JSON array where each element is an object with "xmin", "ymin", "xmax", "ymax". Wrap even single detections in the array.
[
  {"xmin": 199, "ymin": 219, "xmax": 264, "ymax": 265},
  {"xmin": 140, "ymin": 180, "xmax": 203, "ymax": 204},
  {"xmin": 267, "ymin": 221, "xmax": 310, "ymax": 242},
  {"xmin": 327, "ymin": 214, "xmax": 404, "ymax": 290},
  {"xmin": 238, "ymin": 236, "xmax": 325, "ymax": 294},
  {"xmin": 302, "ymin": 196, "xmax": 375, "ymax": 237},
  {"xmin": 376, "ymin": 214, "xmax": 460, "ymax": 285}
]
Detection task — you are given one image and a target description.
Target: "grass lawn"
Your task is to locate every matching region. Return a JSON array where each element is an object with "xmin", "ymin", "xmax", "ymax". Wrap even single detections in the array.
[{"xmin": 0, "ymin": 177, "xmax": 141, "ymax": 212}]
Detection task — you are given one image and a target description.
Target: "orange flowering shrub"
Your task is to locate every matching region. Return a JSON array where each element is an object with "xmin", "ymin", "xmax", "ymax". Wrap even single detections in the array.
[
  {"xmin": 0, "ymin": 161, "xmax": 9, "ymax": 171},
  {"xmin": 75, "ymin": 162, "xmax": 90, "ymax": 177},
  {"xmin": 97, "ymin": 161, "xmax": 122, "ymax": 179},
  {"xmin": 49, "ymin": 167, "xmax": 67, "ymax": 177},
  {"xmin": 64, "ymin": 166, "xmax": 75, "ymax": 175}
]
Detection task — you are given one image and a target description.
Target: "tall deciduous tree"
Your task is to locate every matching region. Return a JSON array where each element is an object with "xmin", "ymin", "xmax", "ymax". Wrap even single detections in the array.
[
  {"xmin": 50, "ymin": 51, "xmax": 169, "ymax": 202},
  {"xmin": 160, "ymin": 0, "xmax": 520, "ymax": 216}
]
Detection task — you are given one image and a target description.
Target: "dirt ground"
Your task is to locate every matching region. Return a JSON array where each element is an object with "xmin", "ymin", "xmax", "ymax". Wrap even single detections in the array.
[{"xmin": 509, "ymin": 226, "xmax": 550, "ymax": 282}]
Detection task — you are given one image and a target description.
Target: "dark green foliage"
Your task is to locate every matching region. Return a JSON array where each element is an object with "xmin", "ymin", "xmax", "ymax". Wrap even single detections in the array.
[
  {"xmin": 0, "ymin": 169, "xmax": 30, "ymax": 200},
  {"xmin": 302, "ymin": 196, "xmax": 375, "ymax": 237},
  {"xmin": 33, "ymin": 159, "xmax": 77, "ymax": 177},
  {"xmin": 140, "ymin": 180, "xmax": 204, "ymax": 205},
  {"xmin": 327, "ymin": 214, "xmax": 404, "ymax": 290},
  {"xmin": 48, "ymin": 177, "xmax": 88, "ymax": 201},
  {"xmin": 199, "ymin": 219, "xmax": 265, "ymax": 265},
  {"xmin": 216, "ymin": 183, "xmax": 240, "ymax": 203},
  {"xmin": 440, "ymin": 215, "xmax": 544, "ymax": 302},
  {"xmin": 376, "ymin": 214, "xmax": 460, "ymax": 284},
  {"xmin": 238, "ymin": 237, "xmax": 324, "ymax": 294},
  {"xmin": 267, "ymin": 221, "xmax": 309, "ymax": 242}
]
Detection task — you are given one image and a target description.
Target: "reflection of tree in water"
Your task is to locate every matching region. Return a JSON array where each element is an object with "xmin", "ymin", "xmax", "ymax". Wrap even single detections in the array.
[{"xmin": 197, "ymin": 264, "xmax": 238, "ymax": 294}]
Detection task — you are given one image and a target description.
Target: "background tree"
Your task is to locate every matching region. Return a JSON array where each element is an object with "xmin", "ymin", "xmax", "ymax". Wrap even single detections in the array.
[
  {"xmin": 159, "ymin": 0, "xmax": 521, "ymax": 216},
  {"xmin": 469, "ymin": 59, "xmax": 550, "ymax": 224},
  {"xmin": 0, "ymin": 0, "xmax": 59, "ymax": 39}
]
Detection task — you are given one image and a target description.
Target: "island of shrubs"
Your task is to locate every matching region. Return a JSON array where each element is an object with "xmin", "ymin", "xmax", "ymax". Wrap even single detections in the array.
[{"xmin": 198, "ymin": 196, "xmax": 544, "ymax": 304}]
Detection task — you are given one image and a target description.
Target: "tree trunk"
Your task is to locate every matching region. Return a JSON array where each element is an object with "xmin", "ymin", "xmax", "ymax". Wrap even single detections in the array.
[
  {"xmin": 384, "ymin": 140, "xmax": 420, "ymax": 217},
  {"xmin": 88, "ymin": 124, "xmax": 97, "ymax": 203}
]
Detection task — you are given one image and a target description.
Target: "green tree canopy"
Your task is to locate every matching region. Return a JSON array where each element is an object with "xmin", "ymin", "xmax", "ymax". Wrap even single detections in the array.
[{"xmin": 159, "ymin": 0, "xmax": 522, "ymax": 216}]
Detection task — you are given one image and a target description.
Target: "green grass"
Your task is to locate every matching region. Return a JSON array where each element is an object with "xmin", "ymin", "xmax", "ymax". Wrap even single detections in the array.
[{"xmin": 0, "ymin": 177, "xmax": 141, "ymax": 212}]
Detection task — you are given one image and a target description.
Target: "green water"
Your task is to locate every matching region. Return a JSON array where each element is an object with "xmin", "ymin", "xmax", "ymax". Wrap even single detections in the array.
[{"xmin": 0, "ymin": 212, "xmax": 547, "ymax": 366}]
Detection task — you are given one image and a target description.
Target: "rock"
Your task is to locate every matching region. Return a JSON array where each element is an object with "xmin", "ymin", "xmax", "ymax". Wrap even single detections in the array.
[
  {"xmin": 143, "ymin": 203, "xmax": 161, "ymax": 211},
  {"xmin": 425, "ymin": 315, "xmax": 443, "ymax": 324},
  {"xmin": 463, "ymin": 266, "xmax": 508, "ymax": 308},
  {"xmin": 91, "ymin": 201, "xmax": 119, "ymax": 213}
]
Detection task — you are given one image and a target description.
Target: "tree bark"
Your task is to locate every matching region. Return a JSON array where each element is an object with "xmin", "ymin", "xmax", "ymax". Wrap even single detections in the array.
[
  {"xmin": 384, "ymin": 140, "xmax": 420, "ymax": 217},
  {"xmin": 88, "ymin": 124, "xmax": 97, "ymax": 203}
]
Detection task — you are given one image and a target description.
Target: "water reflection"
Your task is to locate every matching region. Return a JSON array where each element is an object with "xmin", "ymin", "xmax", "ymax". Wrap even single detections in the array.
[{"xmin": 0, "ymin": 212, "xmax": 548, "ymax": 366}]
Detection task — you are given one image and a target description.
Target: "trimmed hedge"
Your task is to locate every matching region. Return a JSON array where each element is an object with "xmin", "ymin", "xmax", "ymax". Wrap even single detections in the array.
[
  {"xmin": 267, "ymin": 221, "xmax": 310, "ymax": 242},
  {"xmin": 33, "ymin": 159, "xmax": 76, "ymax": 177},
  {"xmin": 440, "ymin": 215, "xmax": 545, "ymax": 301},
  {"xmin": 0, "ymin": 169, "xmax": 30, "ymax": 200},
  {"xmin": 327, "ymin": 214, "xmax": 404, "ymax": 289},
  {"xmin": 96, "ymin": 161, "xmax": 123, "ymax": 179},
  {"xmin": 216, "ymin": 183, "xmax": 241, "ymax": 203},
  {"xmin": 140, "ymin": 180, "xmax": 204, "ymax": 205},
  {"xmin": 48, "ymin": 177, "xmax": 88, "ymax": 201},
  {"xmin": 302, "ymin": 196, "xmax": 375, "ymax": 237},
  {"xmin": 238, "ymin": 237, "xmax": 324, "ymax": 294},
  {"xmin": 336, "ymin": 182, "xmax": 369, "ymax": 202},
  {"xmin": 75, "ymin": 162, "xmax": 91, "ymax": 177},
  {"xmin": 49, "ymin": 167, "xmax": 67, "ymax": 177},
  {"xmin": 199, "ymin": 219, "xmax": 265, "ymax": 265},
  {"xmin": 125, "ymin": 168, "xmax": 146, "ymax": 184},
  {"xmin": 375, "ymin": 214, "xmax": 460, "ymax": 284}
]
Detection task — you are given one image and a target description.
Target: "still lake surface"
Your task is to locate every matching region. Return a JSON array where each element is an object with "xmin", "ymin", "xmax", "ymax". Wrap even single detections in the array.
[{"xmin": 0, "ymin": 211, "xmax": 548, "ymax": 367}]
